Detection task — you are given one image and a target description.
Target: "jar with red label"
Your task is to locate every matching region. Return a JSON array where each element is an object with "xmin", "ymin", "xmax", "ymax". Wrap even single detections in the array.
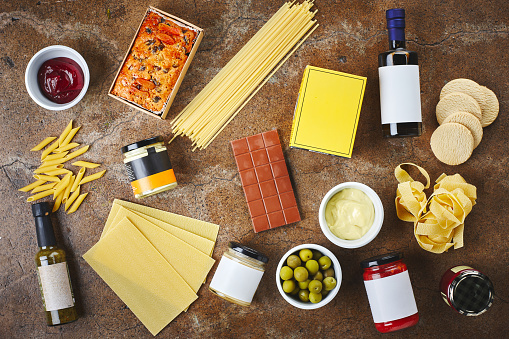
[
  {"xmin": 361, "ymin": 252, "xmax": 419, "ymax": 333},
  {"xmin": 440, "ymin": 265, "xmax": 494, "ymax": 316}
]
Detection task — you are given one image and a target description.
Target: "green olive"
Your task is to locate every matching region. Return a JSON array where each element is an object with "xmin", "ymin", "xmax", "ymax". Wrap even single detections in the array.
[
  {"xmin": 305, "ymin": 260, "xmax": 319, "ymax": 275},
  {"xmin": 309, "ymin": 292, "xmax": 322, "ymax": 304},
  {"xmin": 318, "ymin": 256, "xmax": 332, "ymax": 270},
  {"xmin": 287, "ymin": 255, "xmax": 301, "ymax": 269},
  {"xmin": 299, "ymin": 289, "xmax": 310, "ymax": 302},
  {"xmin": 323, "ymin": 268, "xmax": 335, "ymax": 278},
  {"xmin": 313, "ymin": 271, "xmax": 323, "ymax": 282},
  {"xmin": 298, "ymin": 279, "xmax": 311, "ymax": 290},
  {"xmin": 282, "ymin": 279, "xmax": 296, "ymax": 293},
  {"xmin": 294, "ymin": 267, "xmax": 309, "ymax": 282},
  {"xmin": 280, "ymin": 266, "xmax": 294, "ymax": 280},
  {"xmin": 321, "ymin": 289, "xmax": 330, "ymax": 298},
  {"xmin": 291, "ymin": 284, "xmax": 300, "ymax": 295},
  {"xmin": 299, "ymin": 249, "xmax": 313, "ymax": 262},
  {"xmin": 312, "ymin": 250, "xmax": 322, "ymax": 261},
  {"xmin": 323, "ymin": 277, "xmax": 337, "ymax": 291},
  {"xmin": 308, "ymin": 279, "xmax": 322, "ymax": 294}
]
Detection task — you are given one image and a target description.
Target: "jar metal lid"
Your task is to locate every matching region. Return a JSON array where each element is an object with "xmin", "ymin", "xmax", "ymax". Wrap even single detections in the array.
[
  {"xmin": 229, "ymin": 241, "xmax": 269, "ymax": 264},
  {"xmin": 450, "ymin": 271, "xmax": 494, "ymax": 315},
  {"xmin": 121, "ymin": 136, "xmax": 164, "ymax": 154},
  {"xmin": 361, "ymin": 252, "xmax": 403, "ymax": 268}
]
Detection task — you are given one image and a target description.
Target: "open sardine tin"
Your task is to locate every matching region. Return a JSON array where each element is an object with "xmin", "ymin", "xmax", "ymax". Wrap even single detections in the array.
[{"xmin": 108, "ymin": 6, "xmax": 203, "ymax": 119}]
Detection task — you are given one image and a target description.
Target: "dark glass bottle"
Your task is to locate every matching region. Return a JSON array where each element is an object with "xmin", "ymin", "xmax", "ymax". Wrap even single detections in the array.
[
  {"xmin": 378, "ymin": 8, "xmax": 422, "ymax": 138},
  {"xmin": 33, "ymin": 202, "xmax": 78, "ymax": 325}
]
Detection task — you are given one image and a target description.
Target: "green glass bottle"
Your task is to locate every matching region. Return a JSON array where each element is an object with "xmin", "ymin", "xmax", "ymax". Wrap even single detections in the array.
[{"xmin": 32, "ymin": 202, "xmax": 78, "ymax": 325}]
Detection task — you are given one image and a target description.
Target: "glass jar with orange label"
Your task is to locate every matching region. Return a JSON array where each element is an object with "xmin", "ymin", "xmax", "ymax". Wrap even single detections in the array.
[{"xmin": 121, "ymin": 136, "xmax": 177, "ymax": 198}]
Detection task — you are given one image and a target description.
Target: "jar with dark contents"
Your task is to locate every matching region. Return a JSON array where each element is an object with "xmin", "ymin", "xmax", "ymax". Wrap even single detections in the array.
[
  {"xmin": 440, "ymin": 266, "xmax": 494, "ymax": 316},
  {"xmin": 361, "ymin": 252, "xmax": 419, "ymax": 333}
]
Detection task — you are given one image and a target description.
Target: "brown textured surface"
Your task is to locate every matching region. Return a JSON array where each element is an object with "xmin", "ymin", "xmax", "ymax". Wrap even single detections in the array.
[{"xmin": 1, "ymin": 0, "xmax": 508, "ymax": 338}]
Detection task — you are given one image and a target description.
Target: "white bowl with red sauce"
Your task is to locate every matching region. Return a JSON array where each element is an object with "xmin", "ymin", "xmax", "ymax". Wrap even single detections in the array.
[{"xmin": 25, "ymin": 45, "xmax": 89, "ymax": 110}]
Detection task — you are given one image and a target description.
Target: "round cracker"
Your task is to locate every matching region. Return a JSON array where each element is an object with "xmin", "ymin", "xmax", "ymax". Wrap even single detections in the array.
[
  {"xmin": 440, "ymin": 78, "xmax": 488, "ymax": 120},
  {"xmin": 436, "ymin": 92, "xmax": 481, "ymax": 124},
  {"xmin": 479, "ymin": 86, "xmax": 499, "ymax": 127},
  {"xmin": 443, "ymin": 112, "xmax": 483, "ymax": 149},
  {"xmin": 430, "ymin": 123, "xmax": 474, "ymax": 166}
]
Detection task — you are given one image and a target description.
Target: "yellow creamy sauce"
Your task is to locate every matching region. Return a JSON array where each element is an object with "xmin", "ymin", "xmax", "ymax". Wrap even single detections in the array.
[{"xmin": 325, "ymin": 188, "xmax": 375, "ymax": 240}]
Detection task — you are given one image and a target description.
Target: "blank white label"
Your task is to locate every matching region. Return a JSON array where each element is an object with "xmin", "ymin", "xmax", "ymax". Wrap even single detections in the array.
[
  {"xmin": 209, "ymin": 256, "xmax": 264, "ymax": 303},
  {"xmin": 364, "ymin": 270, "xmax": 418, "ymax": 323},
  {"xmin": 379, "ymin": 65, "xmax": 422, "ymax": 124},
  {"xmin": 38, "ymin": 262, "xmax": 74, "ymax": 311}
]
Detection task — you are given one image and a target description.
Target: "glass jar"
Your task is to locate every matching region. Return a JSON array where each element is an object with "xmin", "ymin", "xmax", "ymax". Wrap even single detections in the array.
[
  {"xmin": 209, "ymin": 242, "xmax": 268, "ymax": 306},
  {"xmin": 361, "ymin": 252, "xmax": 419, "ymax": 333},
  {"xmin": 440, "ymin": 265, "xmax": 494, "ymax": 316},
  {"xmin": 121, "ymin": 136, "xmax": 177, "ymax": 199}
]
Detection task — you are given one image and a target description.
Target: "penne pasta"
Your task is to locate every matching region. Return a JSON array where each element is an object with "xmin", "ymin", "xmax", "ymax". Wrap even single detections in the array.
[
  {"xmin": 41, "ymin": 139, "xmax": 60, "ymax": 160},
  {"xmin": 34, "ymin": 175, "xmax": 60, "ymax": 182},
  {"xmin": 42, "ymin": 152, "xmax": 68, "ymax": 161},
  {"xmin": 44, "ymin": 169, "xmax": 72, "ymax": 176},
  {"xmin": 65, "ymin": 186, "xmax": 80, "ymax": 211},
  {"xmin": 71, "ymin": 161, "xmax": 101, "ymax": 169},
  {"xmin": 34, "ymin": 165, "xmax": 63, "ymax": 174},
  {"xmin": 52, "ymin": 190, "xmax": 65, "ymax": 212},
  {"xmin": 32, "ymin": 182, "xmax": 57, "ymax": 193},
  {"xmin": 31, "ymin": 137, "xmax": 57, "ymax": 151},
  {"xmin": 18, "ymin": 180, "xmax": 46, "ymax": 192},
  {"xmin": 62, "ymin": 175, "xmax": 75, "ymax": 204},
  {"xmin": 72, "ymin": 167, "xmax": 86, "ymax": 192},
  {"xmin": 53, "ymin": 174, "xmax": 71, "ymax": 198},
  {"xmin": 67, "ymin": 192, "xmax": 88, "ymax": 214},
  {"xmin": 58, "ymin": 120, "xmax": 73, "ymax": 146},
  {"xmin": 64, "ymin": 145, "xmax": 89, "ymax": 161},
  {"xmin": 54, "ymin": 143, "xmax": 80, "ymax": 153},
  {"xmin": 79, "ymin": 170, "xmax": 106, "ymax": 185},
  {"xmin": 61, "ymin": 126, "xmax": 81, "ymax": 147},
  {"xmin": 27, "ymin": 189, "xmax": 54, "ymax": 202},
  {"xmin": 40, "ymin": 157, "xmax": 69, "ymax": 167}
]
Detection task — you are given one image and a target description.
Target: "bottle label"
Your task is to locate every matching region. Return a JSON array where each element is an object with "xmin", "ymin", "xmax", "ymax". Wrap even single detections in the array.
[
  {"xmin": 363, "ymin": 270, "xmax": 418, "ymax": 323},
  {"xmin": 38, "ymin": 262, "xmax": 74, "ymax": 311},
  {"xmin": 209, "ymin": 256, "xmax": 264, "ymax": 303},
  {"xmin": 379, "ymin": 65, "xmax": 422, "ymax": 124}
]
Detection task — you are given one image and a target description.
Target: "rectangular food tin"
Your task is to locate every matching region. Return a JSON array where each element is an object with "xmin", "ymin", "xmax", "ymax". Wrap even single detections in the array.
[{"xmin": 108, "ymin": 6, "xmax": 203, "ymax": 119}]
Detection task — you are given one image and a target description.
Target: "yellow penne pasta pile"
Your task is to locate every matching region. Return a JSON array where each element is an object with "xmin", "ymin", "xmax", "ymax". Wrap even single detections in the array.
[{"xmin": 19, "ymin": 120, "xmax": 106, "ymax": 214}]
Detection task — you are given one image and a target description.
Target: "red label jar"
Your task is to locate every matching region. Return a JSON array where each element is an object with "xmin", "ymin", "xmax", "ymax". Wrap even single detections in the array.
[
  {"xmin": 440, "ymin": 265, "xmax": 494, "ymax": 316},
  {"xmin": 361, "ymin": 252, "xmax": 419, "ymax": 333}
]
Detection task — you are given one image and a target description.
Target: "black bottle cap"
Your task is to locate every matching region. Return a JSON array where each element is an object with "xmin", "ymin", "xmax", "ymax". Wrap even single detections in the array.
[
  {"xmin": 229, "ymin": 241, "xmax": 269, "ymax": 263},
  {"xmin": 32, "ymin": 202, "xmax": 57, "ymax": 247},
  {"xmin": 361, "ymin": 252, "xmax": 403, "ymax": 268},
  {"xmin": 121, "ymin": 136, "xmax": 164, "ymax": 154}
]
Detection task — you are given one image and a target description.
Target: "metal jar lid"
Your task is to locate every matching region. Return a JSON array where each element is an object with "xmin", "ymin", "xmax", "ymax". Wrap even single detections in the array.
[
  {"xmin": 361, "ymin": 252, "xmax": 403, "ymax": 268},
  {"xmin": 121, "ymin": 136, "xmax": 164, "ymax": 154},
  {"xmin": 450, "ymin": 270, "xmax": 494, "ymax": 316},
  {"xmin": 229, "ymin": 241, "xmax": 269, "ymax": 264}
]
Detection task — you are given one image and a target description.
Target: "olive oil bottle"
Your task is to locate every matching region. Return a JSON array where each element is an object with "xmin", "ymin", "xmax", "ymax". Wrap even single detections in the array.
[{"xmin": 32, "ymin": 202, "xmax": 78, "ymax": 325}]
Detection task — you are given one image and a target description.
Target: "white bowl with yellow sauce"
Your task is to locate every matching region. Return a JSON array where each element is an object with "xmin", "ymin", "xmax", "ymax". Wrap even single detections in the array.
[{"xmin": 319, "ymin": 182, "xmax": 384, "ymax": 248}]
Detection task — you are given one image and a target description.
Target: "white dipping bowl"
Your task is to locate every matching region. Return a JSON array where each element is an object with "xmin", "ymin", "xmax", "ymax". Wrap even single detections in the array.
[
  {"xmin": 319, "ymin": 182, "xmax": 384, "ymax": 249},
  {"xmin": 25, "ymin": 45, "xmax": 90, "ymax": 110},
  {"xmin": 276, "ymin": 244, "xmax": 342, "ymax": 310}
]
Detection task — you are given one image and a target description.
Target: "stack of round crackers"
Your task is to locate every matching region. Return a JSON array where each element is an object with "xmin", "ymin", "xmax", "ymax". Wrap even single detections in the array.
[{"xmin": 430, "ymin": 78, "xmax": 499, "ymax": 165}]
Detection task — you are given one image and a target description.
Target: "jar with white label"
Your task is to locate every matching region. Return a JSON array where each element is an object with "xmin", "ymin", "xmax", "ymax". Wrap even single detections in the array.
[
  {"xmin": 209, "ymin": 242, "xmax": 268, "ymax": 306},
  {"xmin": 361, "ymin": 252, "xmax": 419, "ymax": 333}
]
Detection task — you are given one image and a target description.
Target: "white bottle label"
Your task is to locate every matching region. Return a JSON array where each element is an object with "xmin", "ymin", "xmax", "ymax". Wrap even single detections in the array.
[
  {"xmin": 38, "ymin": 262, "xmax": 74, "ymax": 311},
  {"xmin": 379, "ymin": 65, "xmax": 422, "ymax": 124},
  {"xmin": 363, "ymin": 270, "xmax": 418, "ymax": 323},
  {"xmin": 209, "ymin": 256, "xmax": 264, "ymax": 304}
]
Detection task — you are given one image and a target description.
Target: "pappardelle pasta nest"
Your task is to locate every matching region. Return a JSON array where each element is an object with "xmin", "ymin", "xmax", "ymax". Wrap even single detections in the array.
[{"xmin": 394, "ymin": 163, "xmax": 477, "ymax": 254}]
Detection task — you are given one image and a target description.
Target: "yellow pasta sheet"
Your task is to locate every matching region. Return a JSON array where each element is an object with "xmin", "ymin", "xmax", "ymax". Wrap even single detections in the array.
[
  {"xmin": 83, "ymin": 218, "xmax": 197, "ymax": 336},
  {"xmin": 108, "ymin": 199, "xmax": 219, "ymax": 242},
  {"xmin": 107, "ymin": 206, "xmax": 215, "ymax": 293}
]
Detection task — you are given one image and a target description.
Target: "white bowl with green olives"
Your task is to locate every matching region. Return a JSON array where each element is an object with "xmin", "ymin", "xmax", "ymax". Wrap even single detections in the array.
[{"xmin": 276, "ymin": 244, "xmax": 342, "ymax": 309}]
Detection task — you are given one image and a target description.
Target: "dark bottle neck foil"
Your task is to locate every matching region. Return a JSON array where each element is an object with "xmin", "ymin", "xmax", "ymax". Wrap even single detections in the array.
[
  {"xmin": 32, "ymin": 202, "xmax": 57, "ymax": 247},
  {"xmin": 387, "ymin": 8, "xmax": 406, "ymax": 49}
]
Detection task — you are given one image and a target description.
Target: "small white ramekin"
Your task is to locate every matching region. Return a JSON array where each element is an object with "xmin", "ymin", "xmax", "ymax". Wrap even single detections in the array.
[
  {"xmin": 276, "ymin": 244, "xmax": 342, "ymax": 310},
  {"xmin": 25, "ymin": 45, "xmax": 90, "ymax": 110},
  {"xmin": 319, "ymin": 182, "xmax": 384, "ymax": 249}
]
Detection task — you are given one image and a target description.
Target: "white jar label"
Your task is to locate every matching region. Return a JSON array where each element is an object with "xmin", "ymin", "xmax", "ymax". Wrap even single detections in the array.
[
  {"xmin": 363, "ymin": 270, "xmax": 418, "ymax": 323},
  {"xmin": 379, "ymin": 65, "xmax": 422, "ymax": 124},
  {"xmin": 38, "ymin": 262, "xmax": 74, "ymax": 311},
  {"xmin": 209, "ymin": 256, "xmax": 264, "ymax": 304}
]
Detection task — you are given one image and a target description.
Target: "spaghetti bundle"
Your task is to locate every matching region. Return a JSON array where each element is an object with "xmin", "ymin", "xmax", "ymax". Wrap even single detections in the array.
[{"xmin": 171, "ymin": 1, "xmax": 318, "ymax": 150}]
